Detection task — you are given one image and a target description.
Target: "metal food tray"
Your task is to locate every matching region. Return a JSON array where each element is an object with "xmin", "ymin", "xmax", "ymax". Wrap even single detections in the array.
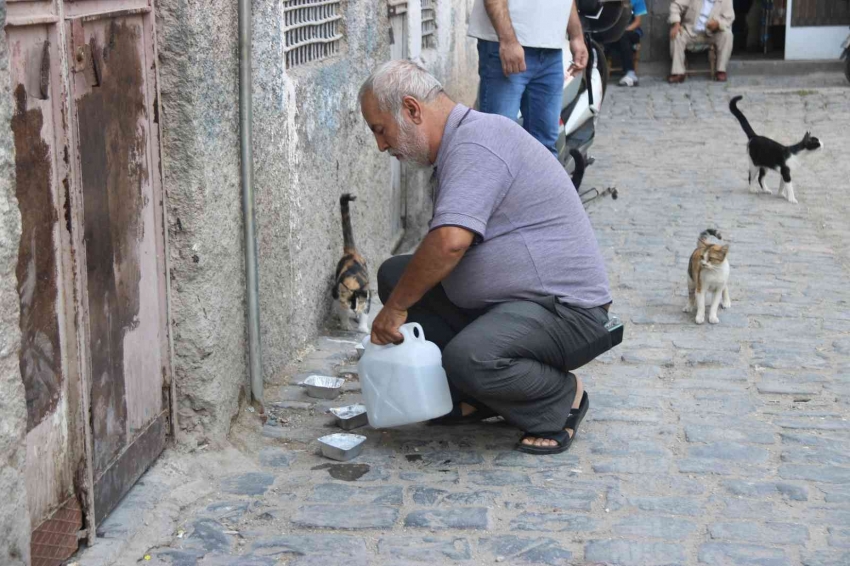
[
  {"xmin": 303, "ymin": 375, "xmax": 345, "ymax": 399},
  {"xmin": 329, "ymin": 404, "xmax": 368, "ymax": 430},
  {"xmin": 318, "ymin": 433, "xmax": 366, "ymax": 461}
]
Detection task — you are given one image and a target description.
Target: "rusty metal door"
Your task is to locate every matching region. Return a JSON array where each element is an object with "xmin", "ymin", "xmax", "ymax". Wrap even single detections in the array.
[
  {"xmin": 64, "ymin": 0, "xmax": 172, "ymax": 525},
  {"xmin": 5, "ymin": 0, "xmax": 170, "ymax": 561},
  {"xmin": 5, "ymin": 2, "xmax": 87, "ymax": 564}
]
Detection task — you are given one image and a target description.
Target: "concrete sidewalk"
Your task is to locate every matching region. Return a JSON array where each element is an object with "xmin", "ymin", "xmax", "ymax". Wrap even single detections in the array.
[{"xmin": 73, "ymin": 73, "xmax": 850, "ymax": 566}]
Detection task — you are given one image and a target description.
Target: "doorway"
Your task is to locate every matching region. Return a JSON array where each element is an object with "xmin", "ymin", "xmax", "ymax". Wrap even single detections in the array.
[{"xmin": 733, "ymin": 0, "xmax": 787, "ymax": 58}]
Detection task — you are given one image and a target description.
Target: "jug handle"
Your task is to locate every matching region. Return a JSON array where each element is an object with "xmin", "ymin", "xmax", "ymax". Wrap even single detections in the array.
[
  {"xmin": 399, "ymin": 322, "xmax": 426, "ymax": 343},
  {"xmin": 363, "ymin": 323, "xmax": 426, "ymax": 351}
]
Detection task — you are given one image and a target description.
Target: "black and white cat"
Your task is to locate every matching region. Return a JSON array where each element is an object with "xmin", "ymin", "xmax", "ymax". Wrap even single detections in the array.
[{"xmin": 729, "ymin": 95, "xmax": 823, "ymax": 204}]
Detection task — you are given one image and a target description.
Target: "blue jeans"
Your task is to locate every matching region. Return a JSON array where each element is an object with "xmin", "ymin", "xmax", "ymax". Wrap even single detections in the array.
[{"xmin": 477, "ymin": 39, "xmax": 563, "ymax": 157}]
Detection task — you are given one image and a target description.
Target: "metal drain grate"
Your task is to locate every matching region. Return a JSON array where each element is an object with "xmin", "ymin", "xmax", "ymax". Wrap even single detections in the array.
[
  {"xmin": 283, "ymin": 0, "xmax": 343, "ymax": 68},
  {"xmin": 30, "ymin": 497, "xmax": 82, "ymax": 566},
  {"xmin": 421, "ymin": 0, "xmax": 437, "ymax": 49}
]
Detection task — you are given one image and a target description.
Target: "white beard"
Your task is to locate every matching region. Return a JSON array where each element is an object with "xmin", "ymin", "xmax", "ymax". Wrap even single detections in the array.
[{"xmin": 393, "ymin": 116, "xmax": 431, "ymax": 168}]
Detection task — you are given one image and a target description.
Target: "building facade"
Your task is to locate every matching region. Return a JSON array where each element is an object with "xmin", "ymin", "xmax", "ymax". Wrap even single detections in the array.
[{"xmin": 0, "ymin": 0, "xmax": 478, "ymax": 561}]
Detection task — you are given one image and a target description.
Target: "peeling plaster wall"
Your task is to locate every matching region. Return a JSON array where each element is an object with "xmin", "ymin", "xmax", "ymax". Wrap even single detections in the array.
[
  {"xmin": 252, "ymin": 0, "xmax": 395, "ymax": 376},
  {"xmin": 253, "ymin": 0, "xmax": 480, "ymax": 378},
  {"xmin": 0, "ymin": 1, "xmax": 33, "ymax": 563},
  {"xmin": 155, "ymin": 0, "xmax": 480, "ymax": 440}
]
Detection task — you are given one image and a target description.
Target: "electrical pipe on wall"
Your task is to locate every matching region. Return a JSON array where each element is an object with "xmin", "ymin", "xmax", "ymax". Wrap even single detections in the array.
[{"xmin": 238, "ymin": 0, "xmax": 263, "ymax": 406}]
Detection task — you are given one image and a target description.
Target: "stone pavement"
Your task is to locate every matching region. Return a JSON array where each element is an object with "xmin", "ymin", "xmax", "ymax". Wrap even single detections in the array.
[{"xmin": 74, "ymin": 73, "xmax": 850, "ymax": 566}]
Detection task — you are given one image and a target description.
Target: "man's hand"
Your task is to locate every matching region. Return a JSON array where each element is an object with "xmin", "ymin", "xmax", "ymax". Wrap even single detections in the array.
[
  {"xmin": 567, "ymin": 36, "xmax": 588, "ymax": 77},
  {"xmin": 370, "ymin": 304, "xmax": 408, "ymax": 346},
  {"xmin": 706, "ymin": 19, "xmax": 720, "ymax": 32},
  {"xmin": 371, "ymin": 226, "xmax": 473, "ymax": 346},
  {"xmin": 499, "ymin": 39, "xmax": 526, "ymax": 76},
  {"xmin": 670, "ymin": 22, "xmax": 682, "ymax": 39}
]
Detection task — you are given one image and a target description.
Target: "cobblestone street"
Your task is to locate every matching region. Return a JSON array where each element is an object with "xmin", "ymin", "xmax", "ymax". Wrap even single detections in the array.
[{"xmin": 77, "ymin": 74, "xmax": 850, "ymax": 566}]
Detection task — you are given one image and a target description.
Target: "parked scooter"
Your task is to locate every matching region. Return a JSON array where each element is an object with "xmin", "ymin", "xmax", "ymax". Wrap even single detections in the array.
[
  {"xmin": 472, "ymin": 0, "xmax": 631, "ymax": 189},
  {"xmin": 842, "ymin": 26, "xmax": 850, "ymax": 84},
  {"xmin": 555, "ymin": 0, "xmax": 632, "ymax": 189}
]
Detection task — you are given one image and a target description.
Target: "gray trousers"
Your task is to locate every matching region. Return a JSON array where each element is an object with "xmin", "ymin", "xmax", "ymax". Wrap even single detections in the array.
[{"xmin": 377, "ymin": 255, "xmax": 611, "ymax": 434}]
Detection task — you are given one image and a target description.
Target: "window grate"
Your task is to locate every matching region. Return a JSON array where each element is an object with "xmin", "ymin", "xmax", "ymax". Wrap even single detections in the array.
[
  {"xmin": 421, "ymin": 0, "xmax": 436, "ymax": 49},
  {"xmin": 283, "ymin": 0, "xmax": 343, "ymax": 68}
]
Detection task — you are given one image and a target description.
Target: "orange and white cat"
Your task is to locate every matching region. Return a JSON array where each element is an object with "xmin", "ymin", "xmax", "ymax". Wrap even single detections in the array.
[{"xmin": 683, "ymin": 229, "xmax": 731, "ymax": 325}]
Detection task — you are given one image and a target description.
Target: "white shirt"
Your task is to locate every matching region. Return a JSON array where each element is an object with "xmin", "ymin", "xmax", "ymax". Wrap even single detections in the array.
[
  {"xmin": 467, "ymin": 0, "xmax": 574, "ymax": 50},
  {"xmin": 694, "ymin": 0, "xmax": 716, "ymax": 33}
]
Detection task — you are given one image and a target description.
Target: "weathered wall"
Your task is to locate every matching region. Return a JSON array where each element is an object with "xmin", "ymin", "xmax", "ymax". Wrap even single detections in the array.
[
  {"xmin": 251, "ymin": 0, "xmax": 393, "ymax": 378},
  {"xmin": 639, "ymin": 0, "xmax": 669, "ymax": 64},
  {"xmin": 154, "ymin": 0, "xmax": 480, "ymax": 442},
  {"xmin": 155, "ymin": 0, "xmax": 246, "ymax": 446},
  {"xmin": 253, "ymin": 0, "xmax": 480, "ymax": 377},
  {"xmin": 404, "ymin": 0, "xmax": 480, "ymax": 245},
  {"xmin": 0, "ymin": 1, "xmax": 32, "ymax": 563}
]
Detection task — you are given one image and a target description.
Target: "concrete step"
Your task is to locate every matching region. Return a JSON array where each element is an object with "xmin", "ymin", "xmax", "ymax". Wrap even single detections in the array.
[{"xmin": 633, "ymin": 58, "xmax": 845, "ymax": 77}]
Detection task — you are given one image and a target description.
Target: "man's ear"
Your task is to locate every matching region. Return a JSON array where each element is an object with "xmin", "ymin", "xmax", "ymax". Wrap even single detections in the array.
[{"xmin": 402, "ymin": 95, "xmax": 423, "ymax": 125}]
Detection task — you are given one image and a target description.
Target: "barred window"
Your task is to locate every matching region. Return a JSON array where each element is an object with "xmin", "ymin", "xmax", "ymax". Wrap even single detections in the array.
[
  {"xmin": 421, "ymin": 0, "xmax": 437, "ymax": 49},
  {"xmin": 283, "ymin": 0, "xmax": 343, "ymax": 68}
]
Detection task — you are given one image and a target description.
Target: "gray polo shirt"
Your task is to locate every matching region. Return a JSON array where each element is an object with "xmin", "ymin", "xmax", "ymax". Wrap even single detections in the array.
[{"xmin": 431, "ymin": 104, "xmax": 612, "ymax": 310}]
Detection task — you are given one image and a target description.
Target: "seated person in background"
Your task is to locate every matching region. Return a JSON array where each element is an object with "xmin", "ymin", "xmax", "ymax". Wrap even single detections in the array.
[
  {"xmin": 668, "ymin": 0, "xmax": 735, "ymax": 83},
  {"xmin": 605, "ymin": 0, "xmax": 647, "ymax": 87}
]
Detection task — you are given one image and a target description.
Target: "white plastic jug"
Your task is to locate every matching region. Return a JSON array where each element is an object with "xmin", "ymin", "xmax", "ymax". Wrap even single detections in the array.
[{"xmin": 358, "ymin": 323, "xmax": 454, "ymax": 428}]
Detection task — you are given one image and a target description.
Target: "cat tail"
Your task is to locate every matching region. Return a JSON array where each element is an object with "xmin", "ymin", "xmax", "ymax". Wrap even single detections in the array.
[
  {"xmin": 729, "ymin": 96, "xmax": 757, "ymax": 140},
  {"xmin": 340, "ymin": 194, "xmax": 357, "ymax": 253},
  {"xmin": 698, "ymin": 228, "xmax": 722, "ymax": 245}
]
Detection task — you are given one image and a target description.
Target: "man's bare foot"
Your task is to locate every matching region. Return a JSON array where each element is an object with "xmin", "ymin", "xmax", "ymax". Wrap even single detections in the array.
[
  {"xmin": 459, "ymin": 402, "xmax": 477, "ymax": 417},
  {"xmin": 521, "ymin": 375, "xmax": 583, "ymax": 448}
]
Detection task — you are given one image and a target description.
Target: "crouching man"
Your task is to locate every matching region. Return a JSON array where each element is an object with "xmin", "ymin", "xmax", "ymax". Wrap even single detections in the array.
[{"xmin": 359, "ymin": 60, "xmax": 613, "ymax": 455}]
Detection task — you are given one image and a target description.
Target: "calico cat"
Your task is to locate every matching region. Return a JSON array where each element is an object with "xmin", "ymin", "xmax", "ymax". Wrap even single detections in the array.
[
  {"xmin": 729, "ymin": 95, "xmax": 823, "ymax": 204},
  {"xmin": 333, "ymin": 194, "xmax": 371, "ymax": 333},
  {"xmin": 683, "ymin": 228, "xmax": 731, "ymax": 325}
]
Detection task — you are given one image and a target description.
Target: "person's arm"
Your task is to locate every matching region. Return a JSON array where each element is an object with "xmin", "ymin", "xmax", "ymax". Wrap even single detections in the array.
[
  {"xmin": 626, "ymin": 14, "xmax": 641, "ymax": 32},
  {"xmin": 668, "ymin": 0, "xmax": 686, "ymax": 38},
  {"xmin": 370, "ymin": 226, "xmax": 474, "ymax": 345},
  {"xmin": 566, "ymin": 1, "xmax": 587, "ymax": 76},
  {"xmin": 483, "ymin": 0, "xmax": 526, "ymax": 75},
  {"xmin": 710, "ymin": 0, "xmax": 735, "ymax": 32}
]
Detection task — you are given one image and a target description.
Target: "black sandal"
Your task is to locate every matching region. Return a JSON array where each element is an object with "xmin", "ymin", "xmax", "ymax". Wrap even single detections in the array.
[
  {"xmin": 428, "ymin": 403, "xmax": 498, "ymax": 426},
  {"xmin": 515, "ymin": 391, "xmax": 589, "ymax": 455},
  {"xmin": 565, "ymin": 391, "xmax": 589, "ymax": 435}
]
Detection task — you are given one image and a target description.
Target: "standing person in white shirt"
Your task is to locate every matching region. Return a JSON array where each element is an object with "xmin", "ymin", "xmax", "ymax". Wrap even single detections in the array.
[
  {"xmin": 467, "ymin": 0, "xmax": 589, "ymax": 158},
  {"xmin": 668, "ymin": 0, "xmax": 735, "ymax": 83}
]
